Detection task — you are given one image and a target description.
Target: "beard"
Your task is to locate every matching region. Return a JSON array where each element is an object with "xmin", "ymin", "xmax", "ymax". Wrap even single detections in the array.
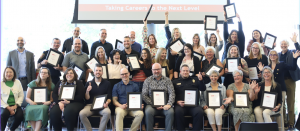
[{"xmin": 153, "ymin": 73, "xmax": 162, "ymax": 78}]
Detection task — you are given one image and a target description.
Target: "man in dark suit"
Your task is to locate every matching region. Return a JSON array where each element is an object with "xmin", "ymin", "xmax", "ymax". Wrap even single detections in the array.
[
  {"xmin": 62, "ymin": 27, "xmax": 89, "ymax": 55},
  {"xmin": 7, "ymin": 37, "xmax": 36, "ymax": 90}
]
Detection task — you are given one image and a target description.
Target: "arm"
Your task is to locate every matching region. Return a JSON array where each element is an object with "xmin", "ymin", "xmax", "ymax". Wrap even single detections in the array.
[
  {"xmin": 26, "ymin": 88, "xmax": 36, "ymax": 105},
  {"xmin": 238, "ymin": 21, "xmax": 245, "ymax": 56},
  {"xmin": 221, "ymin": 86, "xmax": 228, "ymax": 107},
  {"xmin": 142, "ymin": 20, "xmax": 150, "ymax": 49},
  {"xmin": 295, "ymin": 42, "xmax": 300, "ymax": 51},
  {"xmin": 248, "ymin": 88, "xmax": 256, "ymax": 102},
  {"xmin": 226, "ymin": 89, "xmax": 234, "ymax": 102},
  {"xmin": 84, "ymin": 83, "xmax": 90, "ymax": 100},
  {"xmin": 216, "ymin": 30, "xmax": 224, "ymax": 51},
  {"xmin": 164, "ymin": 12, "xmax": 172, "ymax": 40},
  {"xmin": 62, "ymin": 40, "xmax": 67, "ymax": 54},
  {"xmin": 106, "ymin": 82, "xmax": 112, "ymax": 105},
  {"xmin": 166, "ymin": 80, "xmax": 175, "ymax": 106},
  {"xmin": 276, "ymin": 84, "xmax": 282, "ymax": 106},
  {"xmin": 142, "ymin": 79, "xmax": 152, "ymax": 105},
  {"xmin": 204, "ymin": 30, "xmax": 208, "ymax": 47},
  {"xmin": 240, "ymin": 58, "xmax": 249, "ymax": 76},
  {"xmin": 223, "ymin": 14, "xmax": 229, "ymax": 42},
  {"xmin": 283, "ymin": 57, "xmax": 298, "ymax": 71},
  {"xmin": 247, "ymin": 40, "xmax": 253, "ymax": 53},
  {"xmin": 83, "ymin": 40, "xmax": 89, "ymax": 55},
  {"xmin": 169, "ymin": 69, "xmax": 174, "ymax": 80},
  {"xmin": 194, "ymin": 57, "xmax": 201, "ymax": 75},
  {"xmin": 197, "ymin": 79, "xmax": 206, "ymax": 91}
]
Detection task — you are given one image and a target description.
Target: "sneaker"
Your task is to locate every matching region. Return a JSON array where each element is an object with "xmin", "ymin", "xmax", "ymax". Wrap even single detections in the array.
[{"xmin": 288, "ymin": 125, "xmax": 295, "ymax": 130}]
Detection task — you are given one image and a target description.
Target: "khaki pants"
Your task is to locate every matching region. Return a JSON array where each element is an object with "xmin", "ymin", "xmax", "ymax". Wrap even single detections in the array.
[
  {"xmin": 115, "ymin": 107, "xmax": 144, "ymax": 131},
  {"xmin": 204, "ymin": 108, "xmax": 226, "ymax": 125},
  {"xmin": 284, "ymin": 78, "xmax": 296, "ymax": 125}
]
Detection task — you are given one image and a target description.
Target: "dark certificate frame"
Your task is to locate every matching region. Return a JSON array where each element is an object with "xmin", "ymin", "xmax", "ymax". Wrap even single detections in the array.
[
  {"xmin": 59, "ymin": 85, "xmax": 77, "ymax": 100},
  {"xmin": 204, "ymin": 64, "xmax": 223, "ymax": 77},
  {"xmin": 193, "ymin": 52, "xmax": 204, "ymax": 61},
  {"xmin": 100, "ymin": 64, "xmax": 109, "ymax": 79},
  {"xmin": 72, "ymin": 64, "xmax": 84, "ymax": 80},
  {"xmin": 260, "ymin": 92, "xmax": 278, "ymax": 109},
  {"xmin": 85, "ymin": 56, "xmax": 100, "ymax": 71},
  {"xmin": 234, "ymin": 92, "xmax": 249, "ymax": 108},
  {"xmin": 204, "ymin": 15, "xmax": 218, "ymax": 30},
  {"xmin": 169, "ymin": 39, "xmax": 184, "ymax": 53},
  {"xmin": 127, "ymin": 92, "xmax": 142, "ymax": 110},
  {"xmin": 223, "ymin": 3, "xmax": 237, "ymax": 19},
  {"xmin": 263, "ymin": 33, "xmax": 277, "ymax": 49},
  {"xmin": 46, "ymin": 48, "xmax": 62, "ymax": 67},
  {"xmin": 162, "ymin": 66, "xmax": 169, "ymax": 77},
  {"xmin": 115, "ymin": 39, "xmax": 124, "ymax": 50},
  {"xmin": 184, "ymin": 88, "xmax": 199, "ymax": 107},
  {"xmin": 31, "ymin": 87, "xmax": 48, "ymax": 104},
  {"xmin": 151, "ymin": 90, "xmax": 167, "ymax": 107},
  {"xmin": 126, "ymin": 54, "xmax": 141, "ymax": 70},
  {"xmin": 225, "ymin": 58, "xmax": 240, "ymax": 74},
  {"xmin": 206, "ymin": 90, "xmax": 222, "ymax": 108},
  {"xmin": 90, "ymin": 94, "xmax": 107, "ymax": 111}
]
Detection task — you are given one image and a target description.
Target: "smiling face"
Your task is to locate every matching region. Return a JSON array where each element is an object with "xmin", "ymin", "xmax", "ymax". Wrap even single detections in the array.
[
  {"xmin": 52, "ymin": 39, "xmax": 61, "ymax": 50},
  {"xmin": 152, "ymin": 63, "xmax": 162, "ymax": 78},
  {"xmin": 233, "ymin": 72, "xmax": 242, "ymax": 83},
  {"xmin": 120, "ymin": 68, "xmax": 130, "ymax": 82},
  {"xmin": 210, "ymin": 34, "xmax": 217, "ymax": 44},
  {"xmin": 100, "ymin": 29, "xmax": 107, "ymax": 40},
  {"xmin": 184, "ymin": 46, "xmax": 192, "ymax": 56},
  {"xmin": 269, "ymin": 51, "xmax": 278, "ymax": 61},
  {"xmin": 160, "ymin": 50, "xmax": 167, "ymax": 60},
  {"xmin": 280, "ymin": 41, "xmax": 289, "ymax": 52},
  {"xmin": 149, "ymin": 35, "xmax": 156, "ymax": 45},
  {"xmin": 180, "ymin": 66, "xmax": 190, "ymax": 79},
  {"xmin": 94, "ymin": 66, "xmax": 103, "ymax": 79},
  {"xmin": 193, "ymin": 35, "xmax": 199, "ymax": 45},
  {"xmin": 206, "ymin": 49, "xmax": 215, "ymax": 59},
  {"xmin": 73, "ymin": 39, "xmax": 82, "ymax": 52},
  {"xmin": 39, "ymin": 69, "xmax": 49, "ymax": 80},
  {"xmin": 5, "ymin": 68, "xmax": 14, "ymax": 81},
  {"xmin": 130, "ymin": 31, "xmax": 135, "ymax": 41},
  {"xmin": 230, "ymin": 32, "xmax": 238, "ymax": 42},
  {"xmin": 251, "ymin": 44, "xmax": 260, "ymax": 55},
  {"xmin": 174, "ymin": 29, "xmax": 180, "ymax": 39},
  {"xmin": 73, "ymin": 27, "xmax": 80, "ymax": 38},
  {"xmin": 230, "ymin": 46, "xmax": 238, "ymax": 57},
  {"xmin": 123, "ymin": 37, "xmax": 131, "ymax": 49},
  {"xmin": 17, "ymin": 37, "xmax": 25, "ymax": 49},
  {"xmin": 66, "ymin": 70, "xmax": 75, "ymax": 81},
  {"xmin": 263, "ymin": 69, "xmax": 272, "ymax": 81},
  {"xmin": 97, "ymin": 48, "xmax": 105, "ymax": 59},
  {"xmin": 141, "ymin": 50, "xmax": 147, "ymax": 60},
  {"xmin": 113, "ymin": 52, "xmax": 120, "ymax": 62},
  {"xmin": 252, "ymin": 31, "xmax": 261, "ymax": 40},
  {"xmin": 209, "ymin": 72, "xmax": 219, "ymax": 83}
]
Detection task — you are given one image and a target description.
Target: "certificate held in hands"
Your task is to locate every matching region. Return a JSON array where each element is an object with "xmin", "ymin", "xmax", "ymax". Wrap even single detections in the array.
[
  {"xmin": 127, "ymin": 54, "xmax": 140, "ymax": 70},
  {"xmin": 32, "ymin": 87, "xmax": 48, "ymax": 104},
  {"xmin": 207, "ymin": 90, "xmax": 222, "ymax": 108},
  {"xmin": 73, "ymin": 65, "xmax": 84, "ymax": 80},
  {"xmin": 91, "ymin": 94, "xmax": 107, "ymax": 111},
  {"xmin": 263, "ymin": 33, "xmax": 277, "ymax": 49},
  {"xmin": 85, "ymin": 57, "xmax": 100, "ymax": 72},
  {"xmin": 226, "ymin": 58, "xmax": 239, "ymax": 74},
  {"xmin": 151, "ymin": 90, "xmax": 167, "ymax": 107},
  {"xmin": 223, "ymin": 3, "xmax": 237, "ymax": 19},
  {"xmin": 194, "ymin": 52, "xmax": 204, "ymax": 61},
  {"xmin": 59, "ymin": 85, "xmax": 76, "ymax": 100},
  {"xmin": 234, "ymin": 92, "xmax": 249, "ymax": 108},
  {"xmin": 260, "ymin": 92, "xmax": 277, "ymax": 109},
  {"xmin": 162, "ymin": 66, "xmax": 169, "ymax": 77},
  {"xmin": 46, "ymin": 48, "xmax": 62, "ymax": 67},
  {"xmin": 184, "ymin": 89, "xmax": 198, "ymax": 106},
  {"xmin": 248, "ymin": 66, "xmax": 259, "ymax": 80},
  {"xmin": 204, "ymin": 15, "xmax": 218, "ymax": 30},
  {"xmin": 170, "ymin": 39, "xmax": 184, "ymax": 53},
  {"xmin": 127, "ymin": 92, "xmax": 142, "ymax": 110},
  {"xmin": 115, "ymin": 39, "xmax": 124, "ymax": 51},
  {"xmin": 205, "ymin": 64, "xmax": 223, "ymax": 76}
]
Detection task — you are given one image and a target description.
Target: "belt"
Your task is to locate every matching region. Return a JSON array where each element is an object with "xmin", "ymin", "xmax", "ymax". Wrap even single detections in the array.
[{"xmin": 18, "ymin": 77, "xmax": 27, "ymax": 80}]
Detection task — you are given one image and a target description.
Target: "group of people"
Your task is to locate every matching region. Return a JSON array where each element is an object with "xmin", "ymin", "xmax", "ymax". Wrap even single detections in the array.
[{"xmin": 1, "ymin": 11, "xmax": 300, "ymax": 131}]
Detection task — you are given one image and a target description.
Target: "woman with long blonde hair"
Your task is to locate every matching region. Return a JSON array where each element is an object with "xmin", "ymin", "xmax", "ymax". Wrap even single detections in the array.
[{"xmin": 153, "ymin": 47, "xmax": 174, "ymax": 80}]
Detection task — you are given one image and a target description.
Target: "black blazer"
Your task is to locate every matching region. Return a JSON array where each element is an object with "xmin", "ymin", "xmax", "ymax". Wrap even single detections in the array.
[
  {"xmin": 174, "ymin": 56, "xmax": 200, "ymax": 76},
  {"xmin": 52, "ymin": 80, "xmax": 85, "ymax": 104}
]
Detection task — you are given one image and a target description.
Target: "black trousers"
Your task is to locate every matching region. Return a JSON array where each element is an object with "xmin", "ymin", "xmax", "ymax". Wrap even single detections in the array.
[
  {"xmin": 50, "ymin": 102, "xmax": 84, "ymax": 131},
  {"xmin": 174, "ymin": 104, "xmax": 204, "ymax": 130},
  {"xmin": 1, "ymin": 106, "xmax": 24, "ymax": 131}
]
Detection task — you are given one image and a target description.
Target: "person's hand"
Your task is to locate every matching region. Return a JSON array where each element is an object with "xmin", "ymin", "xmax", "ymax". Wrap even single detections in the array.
[
  {"xmin": 203, "ymin": 105, "xmax": 208, "ymax": 110},
  {"xmin": 257, "ymin": 62, "xmax": 264, "ymax": 71},
  {"xmin": 163, "ymin": 105, "xmax": 171, "ymax": 110},
  {"xmin": 220, "ymin": 105, "xmax": 225, "ymax": 109},
  {"xmin": 170, "ymin": 49, "xmax": 178, "ymax": 55},
  {"xmin": 177, "ymin": 101, "xmax": 185, "ymax": 107},
  {"xmin": 260, "ymin": 42, "xmax": 265, "ymax": 48},
  {"xmin": 258, "ymin": 72, "xmax": 262, "ymax": 78},
  {"xmin": 118, "ymin": 60, "xmax": 122, "ymax": 65},
  {"xmin": 86, "ymin": 82, "xmax": 92, "ymax": 92},
  {"xmin": 254, "ymin": 85, "xmax": 261, "ymax": 94},
  {"xmin": 62, "ymin": 99, "xmax": 70, "ymax": 104},
  {"xmin": 103, "ymin": 101, "xmax": 109, "ymax": 108},
  {"xmin": 216, "ymin": 28, "xmax": 220, "ymax": 34},
  {"xmin": 223, "ymin": 10, "xmax": 227, "ymax": 22},
  {"xmin": 273, "ymin": 42, "xmax": 276, "ymax": 47},
  {"xmin": 249, "ymin": 80, "xmax": 258, "ymax": 90},
  {"xmin": 30, "ymin": 101, "xmax": 37, "ymax": 105},
  {"xmin": 165, "ymin": 11, "xmax": 169, "ymax": 16},
  {"xmin": 139, "ymin": 60, "xmax": 144, "ymax": 64},
  {"xmin": 273, "ymin": 105, "xmax": 280, "ymax": 112},
  {"xmin": 9, "ymin": 110, "xmax": 15, "ymax": 116},
  {"xmin": 143, "ymin": 19, "xmax": 147, "ymax": 26},
  {"xmin": 87, "ymin": 69, "xmax": 93, "ymax": 73},
  {"xmin": 41, "ymin": 60, "xmax": 48, "ymax": 65},
  {"xmin": 236, "ymin": 13, "xmax": 241, "ymax": 21},
  {"xmin": 203, "ymin": 19, "xmax": 206, "ymax": 24},
  {"xmin": 43, "ymin": 101, "xmax": 51, "ymax": 106},
  {"xmin": 290, "ymin": 32, "xmax": 298, "ymax": 43},
  {"xmin": 225, "ymin": 68, "xmax": 228, "ymax": 73},
  {"xmin": 223, "ymin": 98, "xmax": 232, "ymax": 105},
  {"xmin": 108, "ymin": 57, "xmax": 112, "ymax": 64},
  {"xmin": 59, "ymin": 102, "xmax": 64, "ymax": 111},
  {"xmin": 198, "ymin": 72, "xmax": 203, "ymax": 81},
  {"xmin": 120, "ymin": 103, "xmax": 127, "ymax": 109},
  {"xmin": 54, "ymin": 64, "xmax": 60, "ymax": 70},
  {"xmin": 142, "ymin": 104, "xmax": 144, "ymax": 109},
  {"xmin": 127, "ymin": 58, "xmax": 130, "ymax": 64},
  {"xmin": 237, "ymin": 64, "xmax": 242, "ymax": 70},
  {"xmin": 292, "ymin": 50, "xmax": 300, "ymax": 58},
  {"xmin": 156, "ymin": 106, "xmax": 163, "ymax": 110}
]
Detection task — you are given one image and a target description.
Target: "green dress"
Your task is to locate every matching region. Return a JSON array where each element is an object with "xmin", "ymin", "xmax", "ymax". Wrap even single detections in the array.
[{"xmin": 24, "ymin": 80, "xmax": 55, "ymax": 127}]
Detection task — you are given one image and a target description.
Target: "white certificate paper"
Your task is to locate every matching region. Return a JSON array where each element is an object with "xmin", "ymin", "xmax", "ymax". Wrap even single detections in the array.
[
  {"xmin": 102, "ymin": 66, "xmax": 107, "ymax": 79},
  {"xmin": 129, "ymin": 56, "xmax": 140, "ymax": 69},
  {"xmin": 264, "ymin": 34, "xmax": 275, "ymax": 48},
  {"xmin": 225, "ymin": 5, "xmax": 236, "ymax": 18},
  {"xmin": 117, "ymin": 41, "xmax": 124, "ymax": 50},
  {"xmin": 194, "ymin": 53, "xmax": 203, "ymax": 61},
  {"xmin": 262, "ymin": 93, "xmax": 276, "ymax": 108},
  {"xmin": 74, "ymin": 66, "xmax": 83, "ymax": 80},
  {"xmin": 34, "ymin": 89, "xmax": 46, "ymax": 103},
  {"xmin": 208, "ymin": 92, "xmax": 221, "ymax": 107},
  {"xmin": 87, "ymin": 73, "xmax": 93, "ymax": 81},
  {"xmin": 162, "ymin": 68, "xmax": 166, "ymax": 77},
  {"xmin": 227, "ymin": 59, "xmax": 238, "ymax": 73},
  {"xmin": 206, "ymin": 17, "xmax": 217, "ymax": 29},
  {"xmin": 61, "ymin": 87, "xmax": 75, "ymax": 99},
  {"xmin": 206, "ymin": 66, "xmax": 221, "ymax": 76},
  {"xmin": 153, "ymin": 92, "xmax": 165, "ymax": 106},
  {"xmin": 48, "ymin": 51, "xmax": 60, "ymax": 66},
  {"xmin": 93, "ymin": 97, "xmax": 105, "ymax": 109},
  {"xmin": 128, "ymin": 94, "xmax": 141, "ymax": 109},
  {"xmin": 235, "ymin": 94, "xmax": 247, "ymax": 106},
  {"xmin": 248, "ymin": 67, "xmax": 258, "ymax": 79},
  {"xmin": 87, "ymin": 58, "xmax": 98, "ymax": 71},
  {"xmin": 170, "ymin": 40, "xmax": 183, "ymax": 53},
  {"xmin": 184, "ymin": 90, "xmax": 196, "ymax": 105}
]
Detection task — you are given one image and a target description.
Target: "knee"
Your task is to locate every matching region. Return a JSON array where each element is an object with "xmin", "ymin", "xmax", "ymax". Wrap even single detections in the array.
[
  {"xmin": 254, "ymin": 107, "xmax": 262, "ymax": 116},
  {"xmin": 145, "ymin": 106, "xmax": 155, "ymax": 116},
  {"xmin": 166, "ymin": 108, "xmax": 174, "ymax": 116},
  {"xmin": 79, "ymin": 110, "xmax": 88, "ymax": 118},
  {"xmin": 115, "ymin": 108, "xmax": 125, "ymax": 117},
  {"xmin": 136, "ymin": 111, "xmax": 144, "ymax": 118},
  {"xmin": 262, "ymin": 109, "xmax": 271, "ymax": 116},
  {"xmin": 102, "ymin": 108, "xmax": 111, "ymax": 116}
]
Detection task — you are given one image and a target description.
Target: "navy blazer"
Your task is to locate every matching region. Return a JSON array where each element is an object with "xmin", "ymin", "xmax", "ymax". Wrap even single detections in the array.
[{"xmin": 277, "ymin": 42, "xmax": 300, "ymax": 81}]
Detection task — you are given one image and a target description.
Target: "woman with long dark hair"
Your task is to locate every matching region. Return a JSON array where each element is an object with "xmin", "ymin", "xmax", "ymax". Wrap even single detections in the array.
[
  {"xmin": 246, "ymin": 29, "xmax": 276, "ymax": 55},
  {"xmin": 143, "ymin": 20, "xmax": 159, "ymax": 59}
]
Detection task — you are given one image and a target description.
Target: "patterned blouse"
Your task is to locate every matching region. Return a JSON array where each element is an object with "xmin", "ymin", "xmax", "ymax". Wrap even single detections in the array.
[{"xmin": 143, "ymin": 26, "xmax": 159, "ymax": 59}]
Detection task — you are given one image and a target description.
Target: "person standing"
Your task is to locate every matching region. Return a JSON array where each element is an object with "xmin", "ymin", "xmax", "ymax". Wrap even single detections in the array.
[{"xmin": 62, "ymin": 27, "xmax": 89, "ymax": 55}]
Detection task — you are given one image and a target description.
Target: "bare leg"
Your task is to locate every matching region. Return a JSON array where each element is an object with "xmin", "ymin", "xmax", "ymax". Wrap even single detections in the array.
[
  {"xmin": 34, "ymin": 120, "xmax": 42, "ymax": 131},
  {"xmin": 30, "ymin": 121, "xmax": 36, "ymax": 131},
  {"xmin": 235, "ymin": 120, "xmax": 241, "ymax": 131},
  {"xmin": 204, "ymin": 120, "xmax": 209, "ymax": 126},
  {"xmin": 210, "ymin": 124, "xmax": 217, "ymax": 131},
  {"xmin": 217, "ymin": 125, "xmax": 222, "ymax": 131}
]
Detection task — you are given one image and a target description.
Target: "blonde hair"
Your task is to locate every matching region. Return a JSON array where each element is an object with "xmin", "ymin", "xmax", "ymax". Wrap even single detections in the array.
[
  {"xmin": 154, "ymin": 48, "xmax": 169, "ymax": 73},
  {"xmin": 171, "ymin": 28, "xmax": 182, "ymax": 42},
  {"xmin": 261, "ymin": 66, "xmax": 277, "ymax": 89},
  {"xmin": 249, "ymin": 42, "xmax": 263, "ymax": 60},
  {"xmin": 95, "ymin": 46, "xmax": 107, "ymax": 64},
  {"xmin": 268, "ymin": 50, "xmax": 280, "ymax": 65},
  {"xmin": 227, "ymin": 45, "xmax": 241, "ymax": 58},
  {"xmin": 192, "ymin": 33, "xmax": 200, "ymax": 48}
]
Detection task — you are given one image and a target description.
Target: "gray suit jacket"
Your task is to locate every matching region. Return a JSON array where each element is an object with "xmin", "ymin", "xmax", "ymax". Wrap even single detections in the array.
[{"xmin": 7, "ymin": 49, "xmax": 36, "ymax": 82}]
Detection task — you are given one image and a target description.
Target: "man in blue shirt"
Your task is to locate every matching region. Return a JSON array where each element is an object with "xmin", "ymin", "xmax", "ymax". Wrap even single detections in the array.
[
  {"xmin": 112, "ymin": 68, "xmax": 144, "ymax": 131},
  {"xmin": 130, "ymin": 31, "xmax": 142, "ymax": 54}
]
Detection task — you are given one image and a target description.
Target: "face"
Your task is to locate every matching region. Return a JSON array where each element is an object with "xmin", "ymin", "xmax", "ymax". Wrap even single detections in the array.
[
  {"xmin": 210, "ymin": 34, "xmax": 217, "ymax": 43},
  {"xmin": 149, "ymin": 36, "xmax": 156, "ymax": 45},
  {"xmin": 73, "ymin": 39, "xmax": 82, "ymax": 52},
  {"xmin": 152, "ymin": 64, "xmax": 162, "ymax": 78},
  {"xmin": 130, "ymin": 31, "xmax": 135, "ymax": 41},
  {"xmin": 251, "ymin": 44, "xmax": 260, "ymax": 55},
  {"xmin": 269, "ymin": 51, "xmax": 278, "ymax": 61},
  {"xmin": 66, "ymin": 70, "xmax": 75, "ymax": 81},
  {"xmin": 73, "ymin": 27, "xmax": 80, "ymax": 38},
  {"xmin": 100, "ymin": 30, "xmax": 107, "ymax": 40},
  {"xmin": 252, "ymin": 31, "xmax": 260, "ymax": 40},
  {"xmin": 5, "ymin": 68, "xmax": 14, "ymax": 81},
  {"xmin": 17, "ymin": 37, "xmax": 25, "ymax": 49},
  {"xmin": 123, "ymin": 38, "xmax": 131, "ymax": 49},
  {"xmin": 280, "ymin": 41, "xmax": 289, "ymax": 52},
  {"xmin": 94, "ymin": 67, "xmax": 103, "ymax": 79},
  {"xmin": 39, "ymin": 69, "xmax": 49, "ymax": 80},
  {"xmin": 52, "ymin": 39, "xmax": 61, "ymax": 50},
  {"xmin": 113, "ymin": 52, "xmax": 120, "ymax": 62},
  {"xmin": 97, "ymin": 48, "xmax": 105, "ymax": 59},
  {"xmin": 193, "ymin": 35, "xmax": 199, "ymax": 45},
  {"xmin": 230, "ymin": 32, "xmax": 238, "ymax": 42},
  {"xmin": 174, "ymin": 29, "xmax": 180, "ymax": 39},
  {"xmin": 233, "ymin": 72, "xmax": 242, "ymax": 83},
  {"xmin": 120, "ymin": 69, "xmax": 130, "ymax": 82},
  {"xmin": 160, "ymin": 50, "xmax": 167, "ymax": 60},
  {"xmin": 206, "ymin": 49, "xmax": 215, "ymax": 59},
  {"xmin": 229, "ymin": 47, "xmax": 238, "ymax": 57},
  {"xmin": 141, "ymin": 50, "xmax": 147, "ymax": 60},
  {"xmin": 263, "ymin": 69, "xmax": 272, "ymax": 80},
  {"xmin": 184, "ymin": 46, "xmax": 192, "ymax": 56},
  {"xmin": 209, "ymin": 73, "xmax": 219, "ymax": 83},
  {"xmin": 180, "ymin": 66, "xmax": 190, "ymax": 78}
]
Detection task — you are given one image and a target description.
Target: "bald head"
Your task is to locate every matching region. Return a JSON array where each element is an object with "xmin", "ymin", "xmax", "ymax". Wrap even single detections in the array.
[
  {"xmin": 120, "ymin": 68, "xmax": 130, "ymax": 82},
  {"xmin": 152, "ymin": 63, "xmax": 162, "ymax": 78},
  {"xmin": 73, "ymin": 27, "xmax": 81, "ymax": 38},
  {"xmin": 120, "ymin": 68, "xmax": 129, "ymax": 74},
  {"xmin": 152, "ymin": 63, "xmax": 161, "ymax": 69},
  {"xmin": 130, "ymin": 31, "xmax": 136, "ymax": 42}
]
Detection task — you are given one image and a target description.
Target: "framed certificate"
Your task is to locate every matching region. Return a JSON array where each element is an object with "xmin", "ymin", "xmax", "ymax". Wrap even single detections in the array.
[
  {"xmin": 263, "ymin": 33, "xmax": 277, "ymax": 49},
  {"xmin": 204, "ymin": 15, "xmax": 218, "ymax": 30},
  {"xmin": 73, "ymin": 64, "xmax": 84, "ymax": 80},
  {"xmin": 194, "ymin": 52, "xmax": 204, "ymax": 61},
  {"xmin": 205, "ymin": 64, "xmax": 223, "ymax": 76},
  {"xmin": 151, "ymin": 90, "xmax": 167, "ymax": 107},
  {"xmin": 100, "ymin": 64, "xmax": 109, "ymax": 79},
  {"xmin": 91, "ymin": 94, "xmax": 107, "ymax": 111},
  {"xmin": 260, "ymin": 92, "xmax": 278, "ymax": 109},
  {"xmin": 127, "ymin": 54, "xmax": 140, "ymax": 70},
  {"xmin": 46, "ymin": 48, "xmax": 62, "ymax": 67},
  {"xmin": 248, "ymin": 66, "xmax": 259, "ymax": 80},
  {"xmin": 184, "ymin": 88, "xmax": 199, "ymax": 106},
  {"xmin": 115, "ymin": 39, "xmax": 124, "ymax": 51},
  {"xmin": 207, "ymin": 90, "xmax": 222, "ymax": 108},
  {"xmin": 226, "ymin": 58, "xmax": 240, "ymax": 74},
  {"xmin": 59, "ymin": 85, "xmax": 77, "ymax": 100},
  {"xmin": 223, "ymin": 3, "xmax": 237, "ymax": 19},
  {"xmin": 85, "ymin": 57, "xmax": 100, "ymax": 72},
  {"xmin": 162, "ymin": 66, "xmax": 169, "ymax": 77},
  {"xmin": 127, "ymin": 92, "xmax": 142, "ymax": 110},
  {"xmin": 169, "ymin": 39, "xmax": 184, "ymax": 53},
  {"xmin": 31, "ymin": 87, "xmax": 48, "ymax": 104},
  {"xmin": 234, "ymin": 92, "xmax": 249, "ymax": 108}
]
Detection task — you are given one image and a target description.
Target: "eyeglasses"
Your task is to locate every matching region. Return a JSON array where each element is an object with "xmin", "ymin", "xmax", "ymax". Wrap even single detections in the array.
[
  {"xmin": 264, "ymin": 71, "xmax": 272, "ymax": 74},
  {"xmin": 120, "ymin": 73, "xmax": 129, "ymax": 76},
  {"xmin": 74, "ymin": 30, "xmax": 80, "ymax": 32},
  {"xmin": 40, "ymin": 72, "xmax": 48, "ymax": 74},
  {"xmin": 152, "ymin": 68, "xmax": 161, "ymax": 71},
  {"xmin": 269, "ymin": 54, "xmax": 277, "ymax": 57}
]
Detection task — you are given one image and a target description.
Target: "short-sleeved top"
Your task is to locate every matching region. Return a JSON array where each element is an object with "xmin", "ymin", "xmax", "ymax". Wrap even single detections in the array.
[
  {"xmin": 227, "ymin": 83, "xmax": 250, "ymax": 94},
  {"xmin": 27, "ymin": 80, "xmax": 55, "ymax": 100},
  {"xmin": 62, "ymin": 50, "xmax": 89, "ymax": 80},
  {"xmin": 112, "ymin": 81, "xmax": 139, "ymax": 104},
  {"xmin": 38, "ymin": 50, "xmax": 64, "ymax": 78}
]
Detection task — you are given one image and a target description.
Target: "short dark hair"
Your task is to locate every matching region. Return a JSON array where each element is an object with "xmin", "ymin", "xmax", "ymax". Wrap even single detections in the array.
[
  {"xmin": 52, "ymin": 38, "xmax": 61, "ymax": 44},
  {"xmin": 110, "ymin": 49, "xmax": 122, "ymax": 64},
  {"xmin": 180, "ymin": 64, "xmax": 190, "ymax": 71},
  {"xmin": 124, "ymin": 36, "xmax": 130, "ymax": 39},
  {"xmin": 2, "ymin": 66, "xmax": 17, "ymax": 82},
  {"xmin": 94, "ymin": 63, "xmax": 103, "ymax": 72},
  {"xmin": 62, "ymin": 68, "xmax": 78, "ymax": 83},
  {"xmin": 252, "ymin": 29, "xmax": 263, "ymax": 43}
]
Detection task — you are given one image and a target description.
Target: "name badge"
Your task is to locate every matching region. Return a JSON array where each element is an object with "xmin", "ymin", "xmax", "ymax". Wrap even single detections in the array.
[{"xmin": 177, "ymin": 83, "xmax": 181, "ymax": 85}]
